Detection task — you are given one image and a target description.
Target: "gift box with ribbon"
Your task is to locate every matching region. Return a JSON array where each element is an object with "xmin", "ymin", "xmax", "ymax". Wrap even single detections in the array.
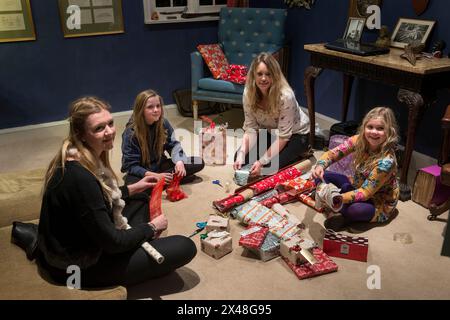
[
  {"xmin": 239, "ymin": 224, "xmax": 269, "ymax": 249},
  {"xmin": 205, "ymin": 214, "xmax": 230, "ymax": 233},
  {"xmin": 322, "ymin": 229, "xmax": 369, "ymax": 262},
  {"xmin": 199, "ymin": 116, "xmax": 228, "ymax": 165},
  {"xmin": 280, "ymin": 236, "xmax": 317, "ymax": 266},
  {"xmin": 247, "ymin": 232, "xmax": 281, "ymax": 262},
  {"xmin": 283, "ymin": 248, "xmax": 338, "ymax": 280},
  {"xmin": 201, "ymin": 230, "xmax": 233, "ymax": 259}
]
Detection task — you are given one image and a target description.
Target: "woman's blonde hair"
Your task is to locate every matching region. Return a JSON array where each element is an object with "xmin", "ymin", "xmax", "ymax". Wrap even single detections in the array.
[
  {"xmin": 353, "ymin": 106, "xmax": 399, "ymax": 171},
  {"xmin": 44, "ymin": 96, "xmax": 117, "ymax": 197},
  {"xmin": 244, "ymin": 52, "xmax": 292, "ymax": 116},
  {"xmin": 128, "ymin": 89, "xmax": 167, "ymax": 167}
]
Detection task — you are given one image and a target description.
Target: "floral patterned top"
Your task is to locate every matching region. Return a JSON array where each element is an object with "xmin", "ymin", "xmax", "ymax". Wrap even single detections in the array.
[
  {"xmin": 316, "ymin": 135, "xmax": 399, "ymax": 223},
  {"xmin": 242, "ymin": 88, "xmax": 310, "ymax": 140}
]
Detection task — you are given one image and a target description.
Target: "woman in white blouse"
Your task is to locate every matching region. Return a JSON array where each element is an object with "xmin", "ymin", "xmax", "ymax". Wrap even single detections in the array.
[{"xmin": 233, "ymin": 52, "xmax": 310, "ymax": 176}]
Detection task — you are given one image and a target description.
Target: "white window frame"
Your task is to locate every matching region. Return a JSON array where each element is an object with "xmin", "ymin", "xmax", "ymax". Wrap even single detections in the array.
[{"xmin": 143, "ymin": 0, "xmax": 226, "ymax": 23}]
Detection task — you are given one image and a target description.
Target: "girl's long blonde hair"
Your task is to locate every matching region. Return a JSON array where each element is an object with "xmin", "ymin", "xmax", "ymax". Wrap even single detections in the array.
[
  {"xmin": 43, "ymin": 97, "xmax": 117, "ymax": 198},
  {"xmin": 244, "ymin": 52, "xmax": 292, "ymax": 116},
  {"xmin": 353, "ymin": 106, "xmax": 399, "ymax": 171},
  {"xmin": 128, "ymin": 89, "xmax": 167, "ymax": 167}
]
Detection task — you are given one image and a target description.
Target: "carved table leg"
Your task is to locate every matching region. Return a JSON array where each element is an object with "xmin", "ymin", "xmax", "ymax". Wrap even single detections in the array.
[
  {"xmin": 342, "ymin": 74, "xmax": 354, "ymax": 122},
  {"xmin": 304, "ymin": 66, "xmax": 323, "ymax": 148},
  {"xmin": 397, "ymin": 89, "xmax": 425, "ymax": 201}
]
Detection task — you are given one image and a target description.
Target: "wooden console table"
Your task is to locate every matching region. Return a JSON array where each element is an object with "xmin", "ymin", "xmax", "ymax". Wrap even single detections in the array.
[{"xmin": 304, "ymin": 43, "xmax": 450, "ymax": 201}]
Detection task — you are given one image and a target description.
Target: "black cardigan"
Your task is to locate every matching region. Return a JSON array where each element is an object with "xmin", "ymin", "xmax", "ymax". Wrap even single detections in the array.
[{"xmin": 37, "ymin": 161, "xmax": 154, "ymax": 270}]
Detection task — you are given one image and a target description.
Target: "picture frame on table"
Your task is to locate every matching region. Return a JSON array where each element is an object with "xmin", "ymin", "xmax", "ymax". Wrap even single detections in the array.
[
  {"xmin": 343, "ymin": 17, "xmax": 365, "ymax": 43},
  {"xmin": 0, "ymin": 0, "xmax": 36, "ymax": 43},
  {"xmin": 391, "ymin": 17, "xmax": 435, "ymax": 49},
  {"xmin": 57, "ymin": 0, "xmax": 124, "ymax": 38}
]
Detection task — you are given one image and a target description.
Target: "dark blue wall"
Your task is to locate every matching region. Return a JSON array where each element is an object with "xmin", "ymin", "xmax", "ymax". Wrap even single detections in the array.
[
  {"xmin": 0, "ymin": 0, "xmax": 217, "ymax": 128},
  {"xmin": 253, "ymin": 0, "xmax": 450, "ymax": 158},
  {"xmin": 1, "ymin": 0, "xmax": 449, "ymax": 158}
]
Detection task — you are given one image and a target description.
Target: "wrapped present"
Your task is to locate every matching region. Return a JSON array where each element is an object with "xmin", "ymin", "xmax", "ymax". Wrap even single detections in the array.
[
  {"xmin": 266, "ymin": 217, "xmax": 300, "ymax": 240},
  {"xmin": 234, "ymin": 200, "xmax": 278, "ymax": 226},
  {"xmin": 283, "ymin": 248, "xmax": 338, "ymax": 280},
  {"xmin": 201, "ymin": 230, "xmax": 233, "ymax": 259},
  {"xmin": 315, "ymin": 182, "xmax": 343, "ymax": 212},
  {"xmin": 250, "ymin": 166, "xmax": 303, "ymax": 195},
  {"xmin": 205, "ymin": 215, "xmax": 230, "ymax": 232},
  {"xmin": 239, "ymin": 225, "xmax": 269, "ymax": 249},
  {"xmin": 247, "ymin": 232, "xmax": 280, "ymax": 262},
  {"xmin": 322, "ymin": 229, "xmax": 369, "ymax": 262},
  {"xmin": 234, "ymin": 164, "xmax": 252, "ymax": 186},
  {"xmin": 297, "ymin": 193, "xmax": 324, "ymax": 213},
  {"xmin": 213, "ymin": 193, "xmax": 245, "ymax": 213},
  {"xmin": 282, "ymin": 177, "xmax": 316, "ymax": 195},
  {"xmin": 230, "ymin": 189, "xmax": 278, "ymax": 218},
  {"xmin": 199, "ymin": 116, "xmax": 228, "ymax": 165},
  {"xmin": 280, "ymin": 236, "xmax": 317, "ymax": 265}
]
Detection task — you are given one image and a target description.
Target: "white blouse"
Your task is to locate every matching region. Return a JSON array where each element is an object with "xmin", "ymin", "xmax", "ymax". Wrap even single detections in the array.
[{"xmin": 242, "ymin": 88, "xmax": 310, "ymax": 140}]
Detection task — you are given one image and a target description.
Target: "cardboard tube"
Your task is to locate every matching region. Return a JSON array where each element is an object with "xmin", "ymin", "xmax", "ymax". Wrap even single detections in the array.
[{"xmin": 126, "ymin": 224, "xmax": 165, "ymax": 264}]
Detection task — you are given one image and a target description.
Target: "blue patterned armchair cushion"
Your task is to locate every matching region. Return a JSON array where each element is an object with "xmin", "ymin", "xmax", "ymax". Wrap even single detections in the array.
[{"xmin": 219, "ymin": 8, "xmax": 287, "ymax": 66}]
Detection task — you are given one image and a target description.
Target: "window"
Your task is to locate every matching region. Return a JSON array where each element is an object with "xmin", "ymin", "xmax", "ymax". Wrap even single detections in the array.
[{"xmin": 143, "ymin": 0, "xmax": 226, "ymax": 23}]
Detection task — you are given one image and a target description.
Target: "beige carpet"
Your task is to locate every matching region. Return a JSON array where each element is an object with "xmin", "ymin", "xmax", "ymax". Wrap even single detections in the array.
[{"xmin": 0, "ymin": 106, "xmax": 449, "ymax": 300}]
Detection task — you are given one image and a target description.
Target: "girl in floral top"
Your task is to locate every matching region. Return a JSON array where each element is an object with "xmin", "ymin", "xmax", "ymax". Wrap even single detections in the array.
[{"xmin": 312, "ymin": 107, "xmax": 400, "ymax": 223}]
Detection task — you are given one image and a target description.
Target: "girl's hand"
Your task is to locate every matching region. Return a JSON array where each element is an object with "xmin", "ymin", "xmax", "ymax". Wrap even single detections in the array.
[
  {"xmin": 250, "ymin": 161, "xmax": 262, "ymax": 177},
  {"xmin": 150, "ymin": 214, "xmax": 168, "ymax": 232},
  {"xmin": 174, "ymin": 161, "xmax": 186, "ymax": 177},
  {"xmin": 312, "ymin": 165, "xmax": 325, "ymax": 181},
  {"xmin": 128, "ymin": 175, "xmax": 158, "ymax": 195}
]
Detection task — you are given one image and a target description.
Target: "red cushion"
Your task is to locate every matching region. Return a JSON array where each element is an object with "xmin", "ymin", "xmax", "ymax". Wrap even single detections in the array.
[
  {"xmin": 224, "ymin": 64, "xmax": 248, "ymax": 85},
  {"xmin": 197, "ymin": 44, "xmax": 229, "ymax": 80}
]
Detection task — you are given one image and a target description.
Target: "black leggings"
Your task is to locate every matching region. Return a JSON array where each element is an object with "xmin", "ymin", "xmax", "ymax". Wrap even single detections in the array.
[
  {"xmin": 124, "ymin": 156, "xmax": 205, "ymax": 186},
  {"xmin": 234, "ymin": 132, "xmax": 310, "ymax": 175},
  {"xmin": 38, "ymin": 196, "xmax": 197, "ymax": 288}
]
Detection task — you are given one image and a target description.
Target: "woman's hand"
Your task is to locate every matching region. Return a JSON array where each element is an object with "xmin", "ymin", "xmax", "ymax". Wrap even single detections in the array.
[
  {"xmin": 149, "ymin": 214, "xmax": 168, "ymax": 239},
  {"xmin": 233, "ymin": 150, "xmax": 245, "ymax": 170},
  {"xmin": 145, "ymin": 171, "xmax": 173, "ymax": 184},
  {"xmin": 250, "ymin": 160, "xmax": 262, "ymax": 177},
  {"xmin": 312, "ymin": 165, "xmax": 325, "ymax": 181},
  {"xmin": 128, "ymin": 175, "xmax": 158, "ymax": 196},
  {"xmin": 174, "ymin": 161, "xmax": 186, "ymax": 177}
]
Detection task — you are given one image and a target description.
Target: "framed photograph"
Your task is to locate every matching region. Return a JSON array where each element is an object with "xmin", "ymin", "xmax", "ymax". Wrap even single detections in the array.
[
  {"xmin": 57, "ymin": 0, "xmax": 124, "ymax": 38},
  {"xmin": 391, "ymin": 17, "xmax": 435, "ymax": 49},
  {"xmin": 0, "ymin": 0, "xmax": 36, "ymax": 43},
  {"xmin": 343, "ymin": 17, "xmax": 365, "ymax": 42}
]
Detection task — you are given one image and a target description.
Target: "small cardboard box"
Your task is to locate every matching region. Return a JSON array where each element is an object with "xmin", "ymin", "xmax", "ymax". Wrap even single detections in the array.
[{"xmin": 201, "ymin": 231, "xmax": 233, "ymax": 259}]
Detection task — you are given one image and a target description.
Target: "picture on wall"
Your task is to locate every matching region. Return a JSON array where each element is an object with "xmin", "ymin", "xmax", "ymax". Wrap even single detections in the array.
[
  {"xmin": 391, "ymin": 17, "xmax": 435, "ymax": 49},
  {"xmin": 0, "ymin": 0, "xmax": 36, "ymax": 43},
  {"xmin": 57, "ymin": 0, "xmax": 124, "ymax": 38}
]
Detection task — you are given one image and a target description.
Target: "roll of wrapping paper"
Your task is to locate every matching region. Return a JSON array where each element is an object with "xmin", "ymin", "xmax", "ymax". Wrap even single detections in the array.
[
  {"xmin": 213, "ymin": 159, "xmax": 312, "ymax": 212},
  {"xmin": 297, "ymin": 193, "xmax": 324, "ymax": 212},
  {"xmin": 126, "ymin": 224, "xmax": 164, "ymax": 264}
]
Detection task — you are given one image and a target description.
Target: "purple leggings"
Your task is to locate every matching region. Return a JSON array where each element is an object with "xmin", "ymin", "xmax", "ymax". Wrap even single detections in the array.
[{"xmin": 318, "ymin": 171, "xmax": 375, "ymax": 222}]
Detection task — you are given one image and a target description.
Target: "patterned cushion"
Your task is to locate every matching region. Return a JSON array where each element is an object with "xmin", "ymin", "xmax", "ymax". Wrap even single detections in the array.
[
  {"xmin": 224, "ymin": 64, "xmax": 248, "ymax": 84},
  {"xmin": 197, "ymin": 44, "xmax": 229, "ymax": 80}
]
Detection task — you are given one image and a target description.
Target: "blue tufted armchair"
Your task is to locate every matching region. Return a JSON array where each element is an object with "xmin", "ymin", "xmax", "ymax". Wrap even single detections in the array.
[{"xmin": 190, "ymin": 7, "xmax": 288, "ymax": 119}]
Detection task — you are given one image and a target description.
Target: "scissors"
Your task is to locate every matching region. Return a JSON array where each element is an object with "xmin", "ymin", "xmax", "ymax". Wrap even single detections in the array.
[
  {"xmin": 212, "ymin": 179, "xmax": 223, "ymax": 187},
  {"xmin": 188, "ymin": 222, "xmax": 207, "ymax": 238}
]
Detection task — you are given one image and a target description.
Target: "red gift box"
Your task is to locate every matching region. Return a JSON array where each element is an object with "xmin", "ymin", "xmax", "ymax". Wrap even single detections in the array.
[
  {"xmin": 239, "ymin": 225, "xmax": 269, "ymax": 249},
  {"xmin": 322, "ymin": 229, "xmax": 368, "ymax": 262},
  {"xmin": 283, "ymin": 248, "xmax": 338, "ymax": 280}
]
